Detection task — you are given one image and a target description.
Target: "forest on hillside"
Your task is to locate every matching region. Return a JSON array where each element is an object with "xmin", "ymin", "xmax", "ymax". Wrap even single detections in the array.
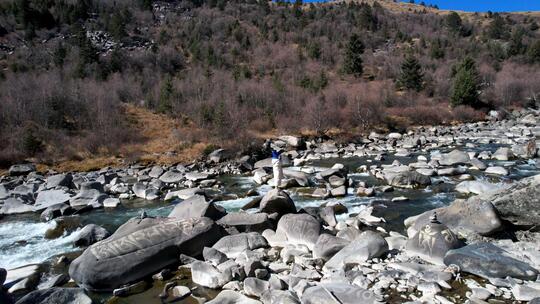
[{"xmin": 0, "ymin": 0, "xmax": 539, "ymax": 166}]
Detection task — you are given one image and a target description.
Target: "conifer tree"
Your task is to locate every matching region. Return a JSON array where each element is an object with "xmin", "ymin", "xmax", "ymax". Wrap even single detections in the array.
[
  {"xmin": 343, "ymin": 33, "xmax": 364, "ymax": 77},
  {"xmin": 397, "ymin": 55, "xmax": 424, "ymax": 92},
  {"xmin": 451, "ymin": 57, "xmax": 480, "ymax": 107}
]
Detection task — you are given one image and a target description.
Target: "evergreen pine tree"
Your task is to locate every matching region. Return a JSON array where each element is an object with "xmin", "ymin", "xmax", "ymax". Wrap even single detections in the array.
[
  {"xmin": 451, "ymin": 57, "xmax": 480, "ymax": 107},
  {"xmin": 397, "ymin": 55, "xmax": 424, "ymax": 92},
  {"xmin": 343, "ymin": 33, "xmax": 364, "ymax": 77},
  {"xmin": 445, "ymin": 12, "xmax": 462, "ymax": 34},
  {"xmin": 527, "ymin": 40, "xmax": 540, "ymax": 63}
]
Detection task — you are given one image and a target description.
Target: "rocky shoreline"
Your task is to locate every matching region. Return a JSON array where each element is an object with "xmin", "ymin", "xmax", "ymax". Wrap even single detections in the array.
[{"xmin": 1, "ymin": 108, "xmax": 540, "ymax": 304}]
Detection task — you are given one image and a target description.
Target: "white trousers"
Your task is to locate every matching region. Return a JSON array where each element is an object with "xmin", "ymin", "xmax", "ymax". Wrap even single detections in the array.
[{"xmin": 272, "ymin": 158, "xmax": 283, "ymax": 188}]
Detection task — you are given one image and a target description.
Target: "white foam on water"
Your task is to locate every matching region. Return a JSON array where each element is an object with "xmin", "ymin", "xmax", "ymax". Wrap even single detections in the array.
[
  {"xmin": 0, "ymin": 220, "xmax": 80, "ymax": 270},
  {"xmin": 215, "ymin": 197, "xmax": 254, "ymax": 211}
]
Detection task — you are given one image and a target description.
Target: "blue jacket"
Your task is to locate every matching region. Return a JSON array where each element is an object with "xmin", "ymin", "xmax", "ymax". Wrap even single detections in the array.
[{"xmin": 271, "ymin": 150, "xmax": 282, "ymax": 159}]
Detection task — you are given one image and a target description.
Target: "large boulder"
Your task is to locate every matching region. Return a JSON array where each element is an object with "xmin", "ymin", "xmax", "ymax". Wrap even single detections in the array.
[
  {"xmin": 323, "ymin": 231, "xmax": 388, "ymax": 272},
  {"xmin": 44, "ymin": 174, "xmax": 73, "ymax": 189},
  {"xmin": 492, "ymin": 147, "xmax": 513, "ymax": 161},
  {"xmin": 14, "ymin": 287, "xmax": 92, "ymax": 304},
  {"xmin": 384, "ymin": 171, "xmax": 431, "ymax": 188},
  {"xmin": 191, "ymin": 261, "xmax": 232, "ymax": 289},
  {"xmin": 212, "ymin": 232, "xmax": 268, "ymax": 259},
  {"xmin": 217, "ymin": 212, "xmax": 273, "ymax": 233},
  {"xmin": 69, "ymin": 189, "xmax": 107, "ymax": 208},
  {"xmin": 69, "ymin": 217, "xmax": 226, "ymax": 290},
  {"xmin": 405, "ymin": 214, "xmax": 464, "ymax": 265},
  {"xmin": 159, "ymin": 170, "xmax": 184, "ymax": 183},
  {"xmin": 0, "ymin": 198, "xmax": 33, "ymax": 215},
  {"xmin": 206, "ymin": 290, "xmax": 262, "ymax": 304},
  {"xmin": 168, "ymin": 195, "xmax": 226, "ymax": 221},
  {"xmin": 73, "ymin": 224, "xmax": 110, "ymax": 247},
  {"xmin": 439, "ymin": 150, "xmax": 470, "ymax": 166},
  {"xmin": 34, "ymin": 190, "xmax": 73, "ymax": 211},
  {"xmin": 486, "ymin": 174, "xmax": 540, "ymax": 227},
  {"xmin": 313, "ymin": 234, "xmax": 349, "ymax": 261},
  {"xmin": 259, "ymin": 189, "xmax": 296, "ymax": 216},
  {"xmin": 301, "ymin": 283, "xmax": 380, "ymax": 304},
  {"xmin": 9, "ymin": 164, "xmax": 36, "ymax": 176},
  {"xmin": 455, "ymin": 180, "xmax": 503, "ymax": 195},
  {"xmin": 263, "ymin": 213, "xmax": 320, "ymax": 250},
  {"xmin": 405, "ymin": 197, "xmax": 502, "ymax": 238},
  {"xmin": 444, "ymin": 243, "xmax": 539, "ymax": 281},
  {"xmin": 40, "ymin": 203, "xmax": 75, "ymax": 222}
]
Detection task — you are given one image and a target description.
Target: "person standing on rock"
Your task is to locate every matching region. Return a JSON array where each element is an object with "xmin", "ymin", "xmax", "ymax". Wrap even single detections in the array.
[{"xmin": 272, "ymin": 149, "xmax": 283, "ymax": 189}]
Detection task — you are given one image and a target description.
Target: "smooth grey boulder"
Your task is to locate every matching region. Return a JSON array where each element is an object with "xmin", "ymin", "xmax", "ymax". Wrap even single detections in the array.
[
  {"xmin": 0, "ymin": 198, "xmax": 33, "ymax": 215},
  {"xmin": 185, "ymin": 172, "xmax": 211, "ymax": 182},
  {"xmin": 301, "ymin": 283, "xmax": 380, "ymax": 304},
  {"xmin": 34, "ymin": 190, "xmax": 73, "ymax": 211},
  {"xmin": 69, "ymin": 189, "xmax": 107, "ymax": 208},
  {"xmin": 37, "ymin": 274, "xmax": 70, "ymax": 290},
  {"xmin": 164, "ymin": 188, "xmax": 204, "ymax": 200},
  {"xmin": 259, "ymin": 189, "xmax": 296, "ymax": 217},
  {"xmin": 148, "ymin": 166, "xmax": 164, "ymax": 179},
  {"xmin": 384, "ymin": 171, "xmax": 431, "ymax": 188},
  {"xmin": 15, "ymin": 288, "xmax": 92, "ymax": 304},
  {"xmin": 263, "ymin": 213, "xmax": 320, "ymax": 250},
  {"xmin": 492, "ymin": 147, "xmax": 513, "ymax": 161},
  {"xmin": 455, "ymin": 180, "xmax": 503, "ymax": 195},
  {"xmin": 486, "ymin": 174, "xmax": 540, "ymax": 227},
  {"xmin": 159, "ymin": 170, "xmax": 184, "ymax": 183},
  {"xmin": 470, "ymin": 158, "xmax": 487, "ymax": 170},
  {"xmin": 244, "ymin": 277, "xmax": 269, "ymax": 298},
  {"xmin": 439, "ymin": 150, "xmax": 470, "ymax": 166},
  {"xmin": 282, "ymin": 169, "xmax": 310, "ymax": 187},
  {"xmin": 168, "ymin": 195, "xmax": 226, "ymax": 221},
  {"xmin": 73, "ymin": 224, "xmax": 110, "ymax": 247},
  {"xmin": 191, "ymin": 261, "xmax": 232, "ymax": 289},
  {"xmin": 217, "ymin": 212, "xmax": 272, "ymax": 233},
  {"xmin": 206, "ymin": 290, "xmax": 262, "ymax": 304},
  {"xmin": 405, "ymin": 197, "xmax": 502, "ymax": 238},
  {"xmin": 69, "ymin": 217, "xmax": 225, "ymax": 290},
  {"xmin": 261, "ymin": 289, "xmax": 300, "ymax": 304},
  {"xmin": 323, "ymin": 231, "xmax": 388, "ymax": 272},
  {"xmin": 44, "ymin": 174, "xmax": 73, "ymax": 189},
  {"xmin": 79, "ymin": 181, "xmax": 104, "ymax": 192},
  {"xmin": 212, "ymin": 232, "xmax": 268, "ymax": 259},
  {"xmin": 405, "ymin": 214, "xmax": 464, "ymax": 265},
  {"xmin": 444, "ymin": 243, "xmax": 539, "ymax": 280},
  {"xmin": 203, "ymin": 247, "xmax": 228, "ymax": 266},
  {"xmin": 40, "ymin": 203, "xmax": 75, "ymax": 222},
  {"xmin": 9, "ymin": 164, "xmax": 36, "ymax": 176},
  {"xmin": 313, "ymin": 234, "xmax": 349, "ymax": 261}
]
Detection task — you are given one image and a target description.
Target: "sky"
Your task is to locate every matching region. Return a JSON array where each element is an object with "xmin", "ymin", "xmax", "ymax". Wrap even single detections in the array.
[{"xmin": 399, "ymin": 0, "xmax": 540, "ymax": 12}]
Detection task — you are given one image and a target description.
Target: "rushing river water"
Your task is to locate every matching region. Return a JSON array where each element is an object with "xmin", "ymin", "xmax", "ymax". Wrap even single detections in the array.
[{"xmin": 1, "ymin": 142, "xmax": 539, "ymax": 275}]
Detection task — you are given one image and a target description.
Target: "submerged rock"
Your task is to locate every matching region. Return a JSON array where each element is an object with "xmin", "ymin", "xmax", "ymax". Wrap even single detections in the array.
[{"xmin": 69, "ymin": 217, "xmax": 225, "ymax": 290}]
